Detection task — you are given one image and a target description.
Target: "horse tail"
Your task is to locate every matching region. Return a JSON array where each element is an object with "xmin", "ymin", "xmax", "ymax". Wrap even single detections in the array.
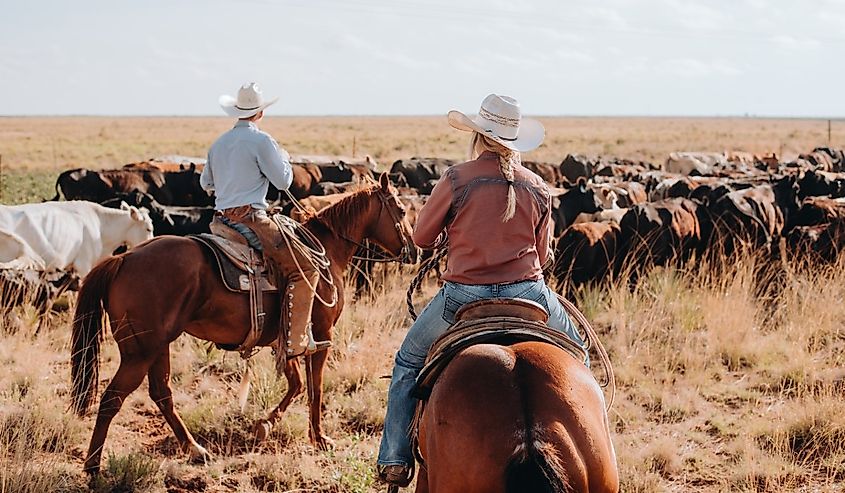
[
  {"xmin": 505, "ymin": 430, "xmax": 573, "ymax": 493},
  {"xmin": 71, "ymin": 255, "xmax": 124, "ymax": 416}
]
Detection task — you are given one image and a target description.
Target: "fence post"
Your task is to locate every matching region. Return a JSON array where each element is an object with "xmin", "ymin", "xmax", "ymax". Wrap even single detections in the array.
[{"xmin": 352, "ymin": 135, "xmax": 357, "ymax": 158}]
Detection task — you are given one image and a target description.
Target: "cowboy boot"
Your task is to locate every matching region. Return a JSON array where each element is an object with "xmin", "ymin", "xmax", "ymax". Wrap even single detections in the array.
[{"xmin": 283, "ymin": 270, "xmax": 331, "ymax": 359}]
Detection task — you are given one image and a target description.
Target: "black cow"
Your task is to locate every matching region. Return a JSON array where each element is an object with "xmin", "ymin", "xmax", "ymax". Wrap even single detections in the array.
[
  {"xmin": 559, "ymin": 154, "xmax": 594, "ymax": 184},
  {"xmin": 797, "ymin": 170, "xmax": 845, "ymax": 199},
  {"xmin": 390, "ymin": 157, "xmax": 456, "ymax": 191},
  {"xmin": 616, "ymin": 198, "xmax": 701, "ymax": 280},
  {"xmin": 52, "ymin": 167, "xmax": 171, "ymax": 204},
  {"xmin": 550, "ymin": 181, "xmax": 603, "ymax": 237},
  {"xmin": 163, "ymin": 164, "xmax": 214, "ymax": 206},
  {"xmin": 102, "ymin": 192, "xmax": 214, "ymax": 236},
  {"xmin": 707, "ymin": 177, "xmax": 800, "ymax": 256}
]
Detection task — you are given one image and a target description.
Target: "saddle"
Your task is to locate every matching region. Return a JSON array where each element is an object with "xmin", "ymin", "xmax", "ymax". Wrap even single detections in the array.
[
  {"xmin": 408, "ymin": 298, "xmax": 589, "ymax": 469},
  {"xmin": 189, "ymin": 229, "xmax": 277, "ymax": 359},
  {"xmin": 413, "ymin": 298, "xmax": 588, "ymax": 401},
  {"xmin": 190, "ymin": 234, "xmax": 277, "ymax": 293}
]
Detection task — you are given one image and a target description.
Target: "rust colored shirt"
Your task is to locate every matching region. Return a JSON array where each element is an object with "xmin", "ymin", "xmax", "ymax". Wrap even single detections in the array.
[{"xmin": 413, "ymin": 151, "xmax": 552, "ymax": 285}]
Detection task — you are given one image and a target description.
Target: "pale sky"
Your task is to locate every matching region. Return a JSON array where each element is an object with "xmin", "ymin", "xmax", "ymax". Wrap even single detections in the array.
[{"xmin": 2, "ymin": 0, "xmax": 843, "ymax": 117}]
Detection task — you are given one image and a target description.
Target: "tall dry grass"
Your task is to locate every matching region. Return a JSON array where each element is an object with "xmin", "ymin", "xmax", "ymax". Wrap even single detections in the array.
[{"xmin": 0, "ymin": 253, "xmax": 844, "ymax": 491}]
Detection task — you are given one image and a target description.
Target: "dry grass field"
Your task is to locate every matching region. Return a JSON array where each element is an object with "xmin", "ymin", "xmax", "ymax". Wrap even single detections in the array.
[{"xmin": 2, "ymin": 117, "xmax": 845, "ymax": 492}]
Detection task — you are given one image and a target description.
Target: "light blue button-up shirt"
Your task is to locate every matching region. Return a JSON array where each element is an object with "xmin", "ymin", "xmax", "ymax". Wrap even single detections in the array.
[{"xmin": 200, "ymin": 120, "xmax": 293, "ymax": 210}]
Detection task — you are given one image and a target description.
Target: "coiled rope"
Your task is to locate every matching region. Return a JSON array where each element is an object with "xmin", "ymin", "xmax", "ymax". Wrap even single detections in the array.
[{"xmin": 275, "ymin": 190, "xmax": 338, "ymax": 307}]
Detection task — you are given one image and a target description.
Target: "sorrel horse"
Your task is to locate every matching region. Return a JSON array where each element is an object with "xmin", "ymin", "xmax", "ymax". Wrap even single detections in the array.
[
  {"xmin": 415, "ymin": 342, "xmax": 619, "ymax": 493},
  {"xmin": 71, "ymin": 173, "xmax": 417, "ymax": 475}
]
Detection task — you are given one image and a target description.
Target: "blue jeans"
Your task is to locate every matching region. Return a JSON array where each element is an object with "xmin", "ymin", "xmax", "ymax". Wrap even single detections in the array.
[{"xmin": 376, "ymin": 278, "xmax": 586, "ymax": 468}]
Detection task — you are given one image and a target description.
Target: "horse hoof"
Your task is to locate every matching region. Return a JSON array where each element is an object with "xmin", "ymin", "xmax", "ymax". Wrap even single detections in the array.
[
  {"xmin": 189, "ymin": 444, "xmax": 212, "ymax": 465},
  {"xmin": 314, "ymin": 434, "xmax": 335, "ymax": 451},
  {"xmin": 254, "ymin": 420, "xmax": 272, "ymax": 442}
]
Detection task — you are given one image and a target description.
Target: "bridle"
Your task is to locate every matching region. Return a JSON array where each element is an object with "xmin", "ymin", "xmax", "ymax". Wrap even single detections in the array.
[{"xmin": 325, "ymin": 188, "xmax": 416, "ymax": 264}]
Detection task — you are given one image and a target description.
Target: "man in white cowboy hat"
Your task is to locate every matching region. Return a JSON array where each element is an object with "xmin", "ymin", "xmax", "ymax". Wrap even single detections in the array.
[
  {"xmin": 201, "ymin": 82, "xmax": 329, "ymax": 359},
  {"xmin": 376, "ymin": 94, "xmax": 586, "ymax": 487}
]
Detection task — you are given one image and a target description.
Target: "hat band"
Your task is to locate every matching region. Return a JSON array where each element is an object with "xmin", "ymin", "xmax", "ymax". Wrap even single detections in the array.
[
  {"xmin": 483, "ymin": 129, "xmax": 518, "ymax": 141},
  {"xmin": 479, "ymin": 107, "xmax": 520, "ymax": 128},
  {"xmin": 235, "ymin": 104, "xmax": 260, "ymax": 111}
]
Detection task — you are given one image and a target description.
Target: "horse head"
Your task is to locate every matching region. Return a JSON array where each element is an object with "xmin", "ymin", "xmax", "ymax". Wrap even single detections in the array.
[{"xmin": 366, "ymin": 173, "xmax": 419, "ymax": 264}]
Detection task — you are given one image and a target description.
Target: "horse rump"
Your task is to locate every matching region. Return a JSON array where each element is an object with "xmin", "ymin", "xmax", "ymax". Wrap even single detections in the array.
[{"xmin": 505, "ymin": 433, "xmax": 573, "ymax": 493}]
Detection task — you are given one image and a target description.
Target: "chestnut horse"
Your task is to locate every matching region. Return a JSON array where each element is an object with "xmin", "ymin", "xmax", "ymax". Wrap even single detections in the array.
[
  {"xmin": 415, "ymin": 342, "xmax": 618, "ymax": 493},
  {"xmin": 71, "ymin": 174, "xmax": 417, "ymax": 474}
]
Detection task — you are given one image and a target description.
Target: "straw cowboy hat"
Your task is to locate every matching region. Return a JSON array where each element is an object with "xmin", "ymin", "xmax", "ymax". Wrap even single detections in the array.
[
  {"xmin": 448, "ymin": 94, "xmax": 545, "ymax": 152},
  {"xmin": 219, "ymin": 82, "xmax": 279, "ymax": 118}
]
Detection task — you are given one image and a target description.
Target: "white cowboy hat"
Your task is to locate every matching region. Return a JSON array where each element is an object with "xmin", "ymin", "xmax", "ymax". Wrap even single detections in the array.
[
  {"xmin": 447, "ymin": 94, "xmax": 545, "ymax": 152},
  {"xmin": 219, "ymin": 82, "xmax": 279, "ymax": 118}
]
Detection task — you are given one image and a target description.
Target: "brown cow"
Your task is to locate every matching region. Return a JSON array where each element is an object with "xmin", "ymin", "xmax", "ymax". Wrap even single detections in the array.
[
  {"xmin": 553, "ymin": 221, "xmax": 620, "ymax": 293},
  {"xmin": 522, "ymin": 161, "xmax": 562, "ymax": 185}
]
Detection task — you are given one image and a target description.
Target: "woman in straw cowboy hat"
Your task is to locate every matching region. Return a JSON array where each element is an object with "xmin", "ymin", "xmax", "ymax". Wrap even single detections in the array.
[
  {"xmin": 376, "ymin": 94, "xmax": 587, "ymax": 487},
  {"xmin": 201, "ymin": 82, "xmax": 329, "ymax": 360}
]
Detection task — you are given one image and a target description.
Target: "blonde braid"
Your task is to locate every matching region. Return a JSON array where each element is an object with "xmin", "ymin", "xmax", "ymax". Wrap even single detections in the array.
[{"xmin": 470, "ymin": 133, "xmax": 519, "ymax": 222}]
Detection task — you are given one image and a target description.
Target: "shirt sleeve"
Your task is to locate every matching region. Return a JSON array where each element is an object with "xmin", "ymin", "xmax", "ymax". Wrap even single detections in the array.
[
  {"xmin": 200, "ymin": 151, "xmax": 214, "ymax": 192},
  {"xmin": 536, "ymin": 191, "xmax": 552, "ymax": 266},
  {"xmin": 256, "ymin": 135, "xmax": 293, "ymax": 191},
  {"xmin": 413, "ymin": 174, "xmax": 452, "ymax": 249}
]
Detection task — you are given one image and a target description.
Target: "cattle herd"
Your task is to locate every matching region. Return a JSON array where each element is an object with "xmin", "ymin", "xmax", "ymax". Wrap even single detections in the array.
[{"xmin": 1, "ymin": 146, "xmax": 844, "ymax": 325}]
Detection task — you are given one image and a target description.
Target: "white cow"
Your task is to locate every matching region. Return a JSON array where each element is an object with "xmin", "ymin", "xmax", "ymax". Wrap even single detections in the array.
[
  {"xmin": 665, "ymin": 152, "xmax": 728, "ymax": 175},
  {"xmin": 0, "ymin": 201, "xmax": 154, "ymax": 277},
  {"xmin": 0, "ymin": 228, "xmax": 47, "ymax": 270}
]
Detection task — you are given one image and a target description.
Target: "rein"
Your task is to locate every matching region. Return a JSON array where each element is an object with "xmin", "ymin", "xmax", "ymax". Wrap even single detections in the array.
[{"xmin": 318, "ymin": 188, "xmax": 415, "ymax": 265}]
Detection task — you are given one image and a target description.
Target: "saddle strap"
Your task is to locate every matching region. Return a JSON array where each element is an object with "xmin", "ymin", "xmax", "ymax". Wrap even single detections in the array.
[{"xmin": 239, "ymin": 249, "xmax": 265, "ymax": 359}]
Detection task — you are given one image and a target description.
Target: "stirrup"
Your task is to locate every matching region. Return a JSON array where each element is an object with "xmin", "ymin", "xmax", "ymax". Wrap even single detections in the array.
[
  {"xmin": 377, "ymin": 464, "xmax": 413, "ymax": 488},
  {"xmin": 304, "ymin": 335, "xmax": 332, "ymax": 355},
  {"xmin": 306, "ymin": 324, "xmax": 331, "ymax": 354},
  {"xmin": 286, "ymin": 329, "xmax": 332, "ymax": 359}
]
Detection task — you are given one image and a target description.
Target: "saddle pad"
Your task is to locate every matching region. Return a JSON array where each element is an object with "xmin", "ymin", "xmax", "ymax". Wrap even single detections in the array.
[{"xmin": 190, "ymin": 234, "xmax": 278, "ymax": 294}]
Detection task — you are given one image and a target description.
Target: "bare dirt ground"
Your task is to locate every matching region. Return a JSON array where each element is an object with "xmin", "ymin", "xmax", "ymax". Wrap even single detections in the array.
[{"xmin": 1, "ymin": 117, "xmax": 845, "ymax": 492}]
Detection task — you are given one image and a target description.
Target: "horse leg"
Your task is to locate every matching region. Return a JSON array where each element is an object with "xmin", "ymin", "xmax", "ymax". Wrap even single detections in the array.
[
  {"xmin": 83, "ymin": 355, "xmax": 154, "ymax": 475},
  {"xmin": 147, "ymin": 348, "xmax": 211, "ymax": 464},
  {"xmin": 253, "ymin": 357, "xmax": 303, "ymax": 442},
  {"xmin": 306, "ymin": 350, "xmax": 334, "ymax": 450}
]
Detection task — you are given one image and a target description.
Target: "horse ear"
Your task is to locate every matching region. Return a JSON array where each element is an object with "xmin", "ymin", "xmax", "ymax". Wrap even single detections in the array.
[{"xmin": 379, "ymin": 172, "xmax": 390, "ymax": 191}]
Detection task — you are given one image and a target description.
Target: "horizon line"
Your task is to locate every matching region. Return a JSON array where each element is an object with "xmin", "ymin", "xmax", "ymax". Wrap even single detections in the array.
[{"xmin": 1, "ymin": 114, "xmax": 844, "ymax": 120}]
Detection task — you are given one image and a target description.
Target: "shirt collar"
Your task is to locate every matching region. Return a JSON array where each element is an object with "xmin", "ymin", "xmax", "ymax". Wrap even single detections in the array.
[
  {"xmin": 234, "ymin": 120, "xmax": 256, "ymax": 129},
  {"xmin": 478, "ymin": 151, "xmax": 498, "ymax": 161}
]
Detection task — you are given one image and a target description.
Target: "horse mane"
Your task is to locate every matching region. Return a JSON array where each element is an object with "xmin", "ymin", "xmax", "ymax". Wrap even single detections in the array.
[{"xmin": 305, "ymin": 183, "xmax": 380, "ymax": 238}]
